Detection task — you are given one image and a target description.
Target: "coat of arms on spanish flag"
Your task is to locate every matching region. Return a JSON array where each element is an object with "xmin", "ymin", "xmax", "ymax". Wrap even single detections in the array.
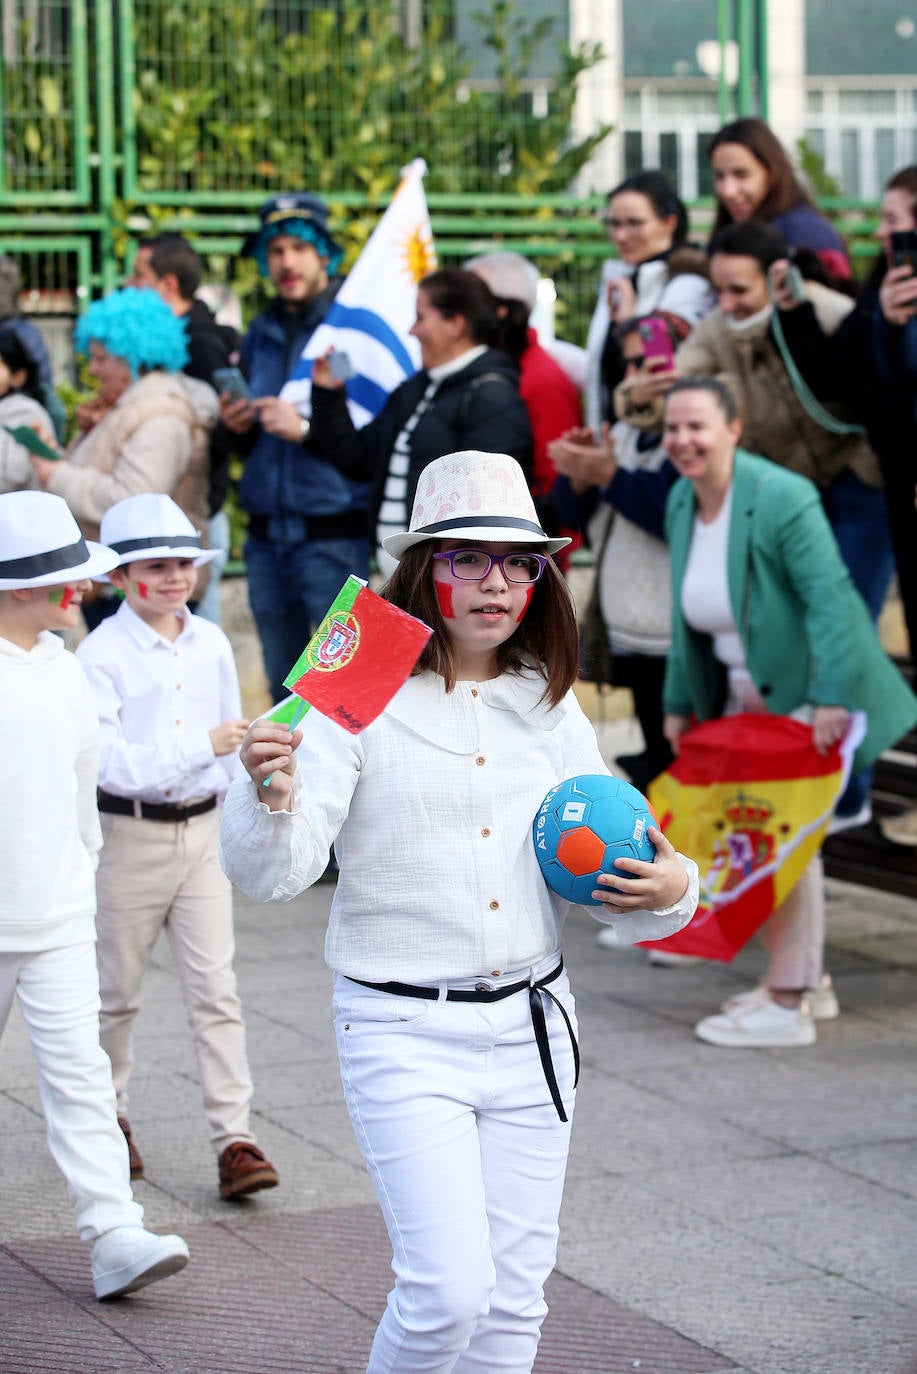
[
  {"xmin": 272, "ymin": 575, "xmax": 431, "ymax": 736},
  {"xmin": 643, "ymin": 712, "xmax": 864, "ymax": 962}
]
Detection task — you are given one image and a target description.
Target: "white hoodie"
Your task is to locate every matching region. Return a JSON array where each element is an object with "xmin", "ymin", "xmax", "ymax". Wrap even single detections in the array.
[{"xmin": 0, "ymin": 631, "xmax": 102, "ymax": 950}]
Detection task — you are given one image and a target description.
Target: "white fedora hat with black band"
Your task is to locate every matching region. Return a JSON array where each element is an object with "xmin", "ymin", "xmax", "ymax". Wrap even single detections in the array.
[
  {"xmin": 97, "ymin": 493, "xmax": 219, "ymax": 581},
  {"xmin": 0, "ymin": 490, "xmax": 120, "ymax": 590},
  {"xmin": 382, "ymin": 450, "xmax": 571, "ymax": 559}
]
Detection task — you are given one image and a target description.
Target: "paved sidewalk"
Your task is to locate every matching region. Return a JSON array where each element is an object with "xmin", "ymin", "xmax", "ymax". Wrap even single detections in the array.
[{"xmin": 3, "ymin": 865, "xmax": 917, "ymax": 1373}]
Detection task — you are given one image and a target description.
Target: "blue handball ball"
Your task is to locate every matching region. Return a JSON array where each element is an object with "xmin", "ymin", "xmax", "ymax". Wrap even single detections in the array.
[{"xmin": 532, "ymin": 774, "xmax": 657, "ymax": 908}]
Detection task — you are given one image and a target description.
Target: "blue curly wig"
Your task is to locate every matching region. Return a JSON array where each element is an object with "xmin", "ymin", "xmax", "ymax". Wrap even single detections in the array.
[
  {"xmin": 252, "ymin": 220, "xmax": 344, "ymax": 279},
  {"xmin": 74, "ymin": 287, "xmax": 190, "ymax": 376}
]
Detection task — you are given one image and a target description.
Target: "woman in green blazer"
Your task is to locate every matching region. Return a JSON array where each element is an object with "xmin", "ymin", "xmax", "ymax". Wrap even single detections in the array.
[{"xmin": 661, "ymin": 377, "xmax": 917, "ymax": 1048}]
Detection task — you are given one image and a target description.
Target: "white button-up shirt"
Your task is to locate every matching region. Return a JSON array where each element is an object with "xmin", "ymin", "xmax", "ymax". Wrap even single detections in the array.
[
  {"xmin": 220, "ymin": 668, "xmax": 698, "ymax": 983},
  {"xmin": 76, "ymin": 601, "xmax": 241, "ymax": 803}
]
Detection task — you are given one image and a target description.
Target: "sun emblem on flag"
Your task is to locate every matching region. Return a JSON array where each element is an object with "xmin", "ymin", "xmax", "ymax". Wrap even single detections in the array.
[
  {"xmin": 399, "ymin": 222, "xmax": 437, "ymax": 283},
  {"xmin": 307, "ymin": 610, "xmax": 361, "ymax": 672}
]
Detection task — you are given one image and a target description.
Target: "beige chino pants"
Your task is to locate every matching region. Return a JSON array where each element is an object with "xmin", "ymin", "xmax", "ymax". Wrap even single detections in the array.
[{"xmin": 95, "ymin": 805, "xmax": 255, "ymax": 1153}]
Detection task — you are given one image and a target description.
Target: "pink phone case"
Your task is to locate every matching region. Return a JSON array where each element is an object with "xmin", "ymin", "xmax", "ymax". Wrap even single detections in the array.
[{"xmin": 638, "ymin": 316, "xmax": 674, "ymax": 370}]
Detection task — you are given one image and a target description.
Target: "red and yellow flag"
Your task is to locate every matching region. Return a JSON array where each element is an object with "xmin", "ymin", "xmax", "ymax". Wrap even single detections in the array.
[
  {"xmin": 644, "ymin": 713, "xmax": 859, "ymax": 961},
  {"xmin": 282, "ymin": 575, "xmax": 431, "ymax": 735}
]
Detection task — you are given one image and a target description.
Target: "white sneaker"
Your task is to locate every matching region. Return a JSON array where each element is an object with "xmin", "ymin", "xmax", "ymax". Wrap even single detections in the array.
[
  {"xmin": 804, "ymin": 975, "xmax": 840, "ymax": 1021},
  {"xmin": 827, "ymin": 802, "xmax": 873, "ymax": 836},
  {"xmin": 646, "ymin": 949, "xmax": 704, "ymax": 968},
  {"xmin": 723, "ymin": 975, "xmax": 839, "ymax": 1022},
  {"xmin": 695, "ymin": 994, "xmax": 816, "ymax": 1048},
  {"xmin": 92, "ymin": 1226, "xmax": 189, "ymax": 1300}
]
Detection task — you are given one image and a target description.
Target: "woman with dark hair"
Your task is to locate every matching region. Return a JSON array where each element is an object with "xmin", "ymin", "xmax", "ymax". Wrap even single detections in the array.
[
  {"xmin": 584, "ymin": 169, "xmax": 714, "ymax": 432},
  {"xmin": 310, "ymin": 267, "xmax": 532, "ymax": 576},
  {"xmin": 0, "ymin": 332, "xmax": 56, "ymax": 493},
  {"xmin": 772, "ymin": 165, "xmax": 917, "ymax": 671},
  {"xmin": 709, "ymin": 117, "xmax": 850, "ymax": 283}
]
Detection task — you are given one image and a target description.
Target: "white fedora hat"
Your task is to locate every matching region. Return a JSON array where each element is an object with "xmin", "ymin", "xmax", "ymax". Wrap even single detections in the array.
[
  {"xmin": 97, "ymin": 493, "xmax": 218, "ymax": 581},
  {"xmin": 382, "ymin": 451, "xmax": 571, "ymax": 559},
  {"xmin": 0, "ymin": 490, "xmax": 119, "ymax": 590}
]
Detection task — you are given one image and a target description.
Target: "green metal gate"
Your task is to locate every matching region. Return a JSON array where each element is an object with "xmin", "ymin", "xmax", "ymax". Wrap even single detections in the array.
[{"xmin": 0, "ymin": 0, "xmax": 883, "ymax": 377}]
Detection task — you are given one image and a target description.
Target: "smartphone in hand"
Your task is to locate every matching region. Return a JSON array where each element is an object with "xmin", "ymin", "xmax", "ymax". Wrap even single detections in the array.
[
  {"xmin": 212, "ymin": 366, "xmax": 252, "ymax": 402},
  {"xmin": 328, "ymin": 351, "xmax": 356, "ymax": 383},
  {"xmin": 890, "ymin": 230, "xmax": 917, "ymax": 271},
  {"xmin": 637, "ymin": 316, "xmax": 675, "ymax": 371}
]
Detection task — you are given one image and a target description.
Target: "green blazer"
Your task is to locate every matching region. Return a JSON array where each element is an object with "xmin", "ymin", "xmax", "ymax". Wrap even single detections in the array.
[{"xmin": 663, "ymin": 448, "xmax": 917, "ymax": 772}]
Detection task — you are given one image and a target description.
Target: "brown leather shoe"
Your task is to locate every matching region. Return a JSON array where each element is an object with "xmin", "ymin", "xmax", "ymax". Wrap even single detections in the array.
[
  {"xmin": 118, "ymin": 1116, "xmax": 144, "ymax": 1180},
  {"xmin": 218, "ymin": 1142, "xmax": 279, "ymax": 1199}
]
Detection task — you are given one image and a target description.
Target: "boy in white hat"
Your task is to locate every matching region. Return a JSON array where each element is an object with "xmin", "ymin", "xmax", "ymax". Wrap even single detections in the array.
[
  {"xmin": 75, "ymin": 493, "xmax": 279, "ymax": 1200},
  {"xmin": 0, "ymin": 489, "xmax": 189, "ymax": 1299}
]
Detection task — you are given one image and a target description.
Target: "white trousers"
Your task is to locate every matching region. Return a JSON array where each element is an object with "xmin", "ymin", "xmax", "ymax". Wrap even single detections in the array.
[
  {"xmin": 759, "ymin": 853, "xmax": 825, "ymax": 991},
  {"xmin": 723, "ymin": 686, "xmax": 826, "ymax": 993},
  {"xmin": 332, "ymin": 956, "xmax": 577, "ymax": 1374},
  {"xmin": 0, "ymin": 940, "xmax": 144, "ymax": 1241},
  {"xmin": 95, "ymin": 807, "xmax": 254, "ymax": 1152}
]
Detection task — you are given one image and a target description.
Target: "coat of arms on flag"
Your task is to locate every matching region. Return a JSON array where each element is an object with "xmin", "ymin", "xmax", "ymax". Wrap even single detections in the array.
[
  {"xmin": 643, "ymin": 712, "xmax": 864, "ymax": 961},
  {"xmin": 279, "ymin": 158, "xmax": 436, "ymax": 428},
  {"xmin": 267, "ymin": 574, "xmax": 432, "ymax": 737}
]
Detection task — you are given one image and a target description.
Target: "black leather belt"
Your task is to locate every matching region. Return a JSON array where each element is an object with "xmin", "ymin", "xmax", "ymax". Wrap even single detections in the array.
[
  {"xmin": 349, "ymin": 959, "xmax": 580, "ymax": 1122},
  {"xmin": 97, "ymin": 789, "xmax": 218, "ymax": 823}
]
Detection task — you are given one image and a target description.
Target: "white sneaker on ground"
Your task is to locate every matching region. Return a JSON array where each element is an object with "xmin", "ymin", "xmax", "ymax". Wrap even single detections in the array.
[
  {"xmin": 646, "ymin": 949, "xmax": 704, "ymax": 968},
  {"xmin": 695, "ymin": 994, "xmax": 816, "ymax": 1048},
  {"xmin": 92, "ymin": 1226, "xmax": 189, "ymax": 1300},
  {"xmin": 827, "ymin": 802, "xmax": 873, "ymax": 836},
  {"xmin": 723, "ymin": 975, "xmax": 839, "ymax": 1022}
]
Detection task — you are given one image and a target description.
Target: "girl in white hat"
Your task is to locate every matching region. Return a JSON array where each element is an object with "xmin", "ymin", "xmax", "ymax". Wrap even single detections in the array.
[{"xmin": 220, "ymin": 451, "xmax": 698, "ymax": 1373}]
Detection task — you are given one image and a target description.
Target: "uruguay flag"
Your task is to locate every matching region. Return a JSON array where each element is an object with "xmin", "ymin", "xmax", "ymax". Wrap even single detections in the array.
[{"xmin": 279, "ymin": 158, "xmax": 436, "ymax": 427}]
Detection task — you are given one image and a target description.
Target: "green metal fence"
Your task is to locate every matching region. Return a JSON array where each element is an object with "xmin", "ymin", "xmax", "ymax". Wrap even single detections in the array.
[{"xmin": 0, "ymin": 0, "xmax": 886, "ymax": 381}]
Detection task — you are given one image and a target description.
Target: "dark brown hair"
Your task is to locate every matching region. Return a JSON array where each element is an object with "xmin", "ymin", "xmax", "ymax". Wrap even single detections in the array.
[
  {"xmin": 709, "ymin": 118, "xmax": 814, "ymax": 234},
  {"xmin": 665, "ymin": 375, "xmax": 740, "ymax": 424},
  {"xmin": 381, "ymin": 542, "xmax": 580, "ymax": 707},
  {"xmin": 418, "ymin": 269, "xmax": 499, "ymax": 345},
  {"xmin": 865, "ymin": 165, "xmax": 917, "ymax": 291}
]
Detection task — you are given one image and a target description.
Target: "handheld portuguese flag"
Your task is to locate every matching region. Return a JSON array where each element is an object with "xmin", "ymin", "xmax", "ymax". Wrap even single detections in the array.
[
  {"xmin": 643, "ymin": 712, "xmax": 864, "ymax": 962},
  {"xmin": 273, "ymin": 574, "xmax": 431, "ymax": 736}
]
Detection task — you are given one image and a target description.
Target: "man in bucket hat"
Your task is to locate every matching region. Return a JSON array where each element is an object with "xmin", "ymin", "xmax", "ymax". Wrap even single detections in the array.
[
  {"xmin": 221, "ymin": 193, "xmax": 370, "ymax": 701},
  {"xmin": 0, "ymin": 489, "xmax": 190, "ymax": 1299},
  {"xmin": 76, "ymin": 493, "xmax": 279, "ymax": 1200}
]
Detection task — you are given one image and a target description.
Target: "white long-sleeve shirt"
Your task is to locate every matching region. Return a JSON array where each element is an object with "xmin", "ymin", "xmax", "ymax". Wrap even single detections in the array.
[
  {"xmin": 220, "ymin": 668, "xmax": 698, "ymax": 983},
  {"xmin": 0, "ymin": 632, "xmax": 102, "ymax": 951},
  {"xmin": 75, "ymin": 601, "xmax": 241, "ymax": 804}
]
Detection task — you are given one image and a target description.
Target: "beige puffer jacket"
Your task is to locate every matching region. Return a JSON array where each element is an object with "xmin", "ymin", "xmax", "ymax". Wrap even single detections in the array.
[
  {"xmin": 674, "ymin": 283, "xmax": 881, "ymax": 489},
  {"xmin": 48, "ymin": 369, "xmax": 219, "ymax": 541}
]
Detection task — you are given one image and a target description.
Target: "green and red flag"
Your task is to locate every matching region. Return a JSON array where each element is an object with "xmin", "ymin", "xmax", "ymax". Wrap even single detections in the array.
[
  {"xmin": 278, "ymin": 574, "xmax": 431, "ymax": 735},
  {"xmin": 643, "ymin": 712, "xmax": 863, "ymax": 962}
]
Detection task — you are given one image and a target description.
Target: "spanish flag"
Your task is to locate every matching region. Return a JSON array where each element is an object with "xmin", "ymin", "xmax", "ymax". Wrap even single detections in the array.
[{"xmin": 643, "ymin": 712, "xmax": 862, "ymax": 961}]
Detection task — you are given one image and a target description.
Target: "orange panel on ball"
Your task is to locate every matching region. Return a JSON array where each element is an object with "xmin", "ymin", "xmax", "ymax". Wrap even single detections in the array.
[{"xmin": 556, "ymin": 827, "xmax": 606, "ymax": 876}]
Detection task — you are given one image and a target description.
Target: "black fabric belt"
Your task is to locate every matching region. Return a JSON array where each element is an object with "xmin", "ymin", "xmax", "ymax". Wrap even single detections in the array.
[
  {"xmin": 97, "ymin": 789, "xmax": 218, "ymax": 823},
  {"xmin": 349, "ymin": 959, "xmax": 579, "ymax": 1122},
  {"xmin": 247, "ymin": 510, "xmax": 367, "ymax": 543}
]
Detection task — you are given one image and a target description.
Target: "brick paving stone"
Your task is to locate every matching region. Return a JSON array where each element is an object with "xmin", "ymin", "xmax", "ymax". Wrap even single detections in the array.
[{"xmin": 4, "ymin": 1208, "xmax": 737, "ymax": 1374}]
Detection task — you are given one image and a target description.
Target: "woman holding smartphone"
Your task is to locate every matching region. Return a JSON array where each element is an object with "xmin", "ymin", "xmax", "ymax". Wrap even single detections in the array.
[
  {"xmin": 772, "ymin": 166, "xmax": 917, "ymax": 671},
  {"xmin": 584, "ymin": 171, "xmax": 714, "ymax": 433}
]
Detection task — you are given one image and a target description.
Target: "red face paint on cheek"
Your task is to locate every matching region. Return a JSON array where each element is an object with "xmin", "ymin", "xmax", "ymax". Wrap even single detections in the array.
[
  {"xmin": 136, "ymin": 581, "xmax": 149, "ymax": 600},
  {"xmin": 515, "ymin": 586, "xmax": 534, "ymax": 622},
  {"xmin": 435, "ymin": 580, "xmax": 455, "ymax": 620},
  {"xmin": 48, "ymin": 586, "xmax": 75, "ymax": 609}
]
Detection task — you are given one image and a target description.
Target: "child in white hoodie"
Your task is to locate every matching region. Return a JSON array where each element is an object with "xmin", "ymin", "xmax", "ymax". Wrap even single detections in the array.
[{"xmin": 0, "ymin": 489, "xmax": 189, "ymax": 1300}]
